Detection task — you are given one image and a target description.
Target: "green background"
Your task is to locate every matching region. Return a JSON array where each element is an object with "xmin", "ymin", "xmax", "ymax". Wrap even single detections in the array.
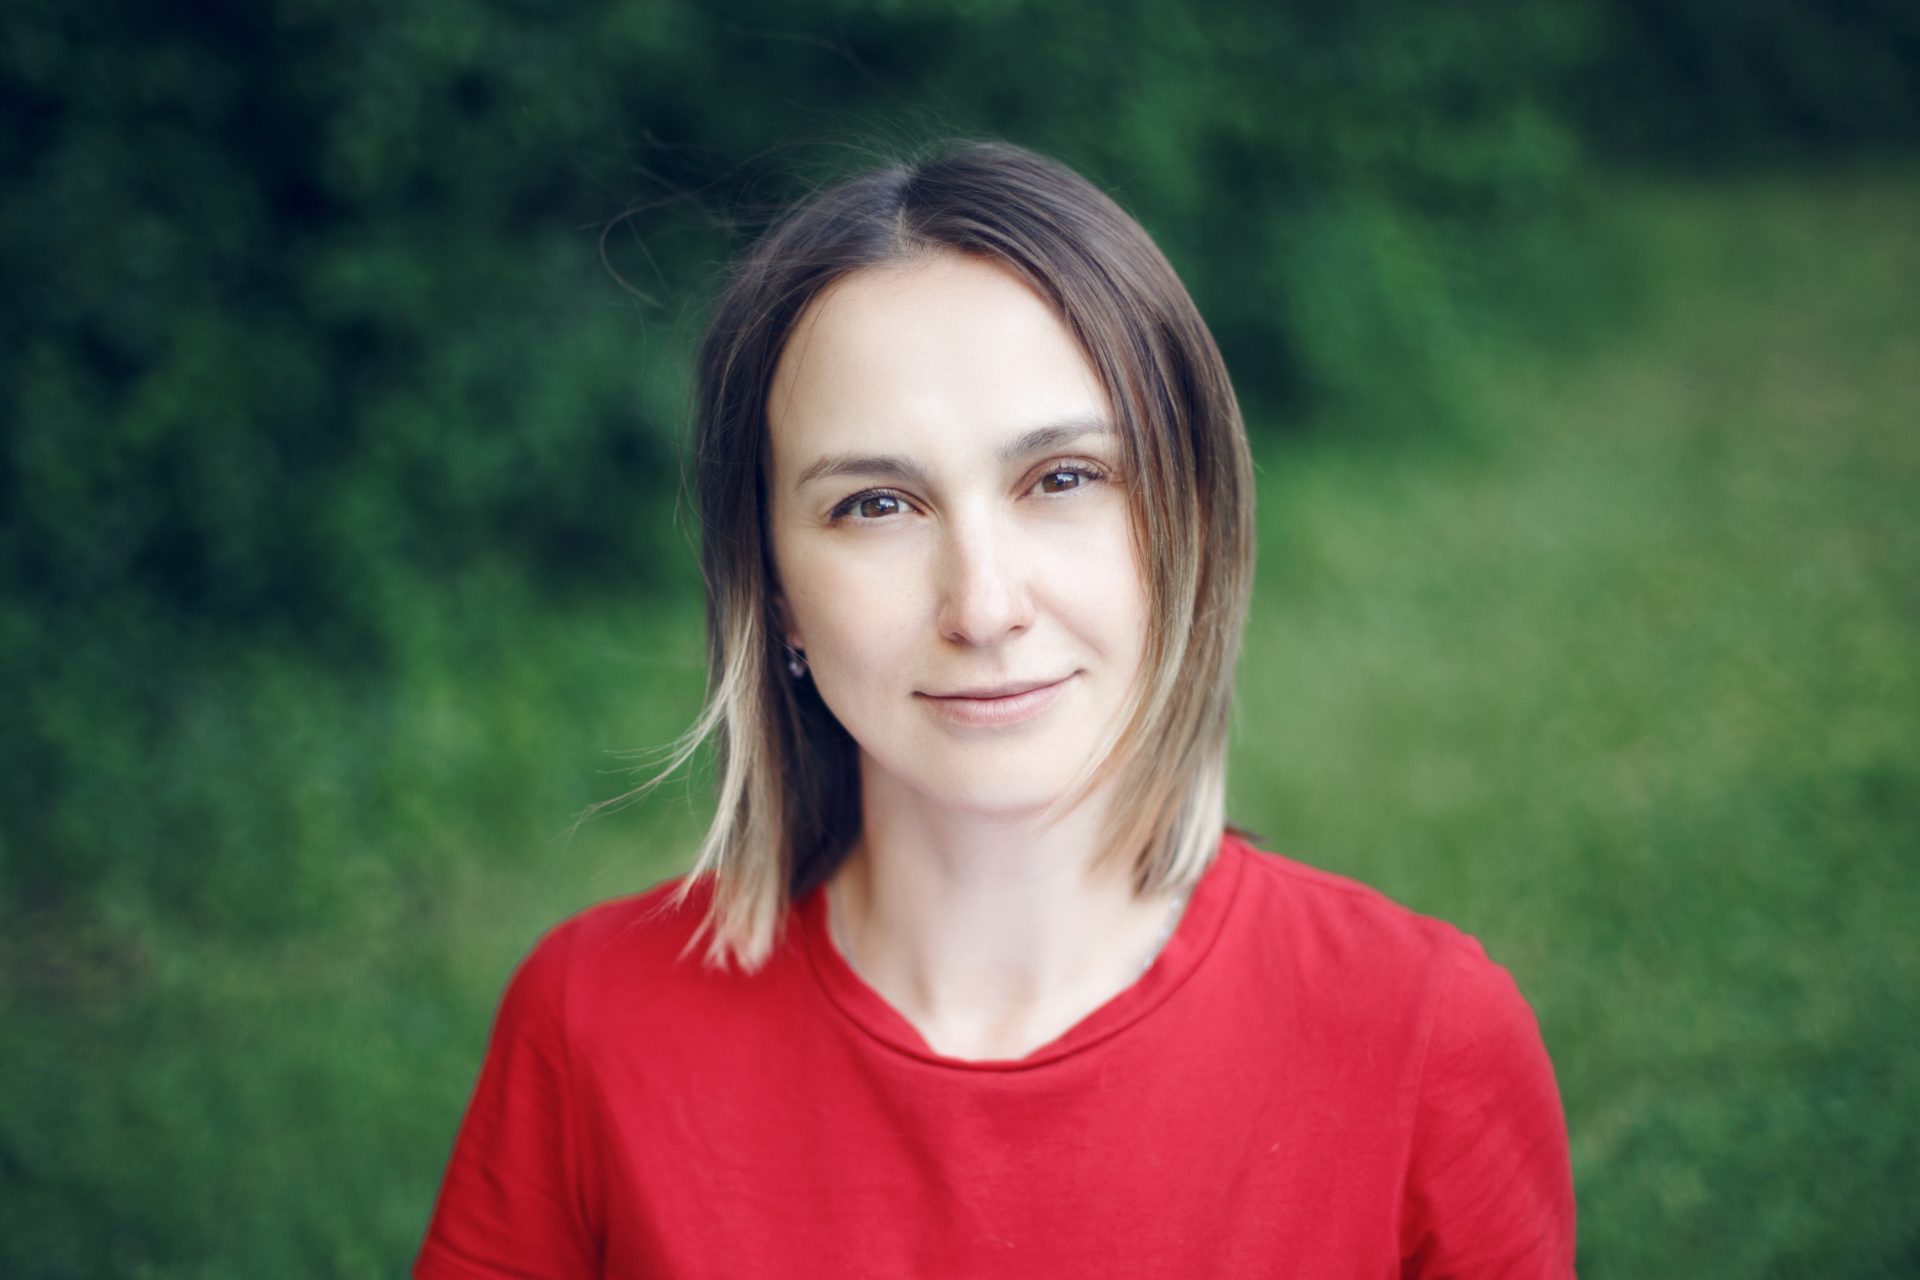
[{"xmin": 3, "ymin": 1, "xmax": 1917, "ymax": 1274}]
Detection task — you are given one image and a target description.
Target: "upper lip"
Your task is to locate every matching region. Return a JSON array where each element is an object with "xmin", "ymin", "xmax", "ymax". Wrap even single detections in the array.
[{"xmin": 920, "ymin": 676, "xmax": 1070, "ymax": 700}]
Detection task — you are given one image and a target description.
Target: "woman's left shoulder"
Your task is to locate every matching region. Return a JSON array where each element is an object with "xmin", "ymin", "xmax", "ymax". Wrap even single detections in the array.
[
  {"xmin": 1229, "ymin": 838, "xmax": 1506, "ymax": 974},
  {"xmin": 1222, "ymin": 836, "xmax": 1548, "ymax": 1049},
  {"xmin": 1221, "ymin": 837, "xmax": 1575, "ymax": 1268}
]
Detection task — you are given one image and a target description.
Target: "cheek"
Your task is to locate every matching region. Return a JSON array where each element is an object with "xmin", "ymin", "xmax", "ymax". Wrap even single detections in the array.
[
  {"xmin": 783, "ymin": 541, "xmax": 924, "ymax": 670},
  {"xmin": 1039, "ymin": 509, "xmax": 1149, "ymax": 654},
  {"xmin": 786, "ymin": 554, "xmax": 927, "ymax": 752}
]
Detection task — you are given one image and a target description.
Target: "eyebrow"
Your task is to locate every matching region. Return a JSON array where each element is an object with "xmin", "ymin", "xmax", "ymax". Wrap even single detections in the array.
[{"xmin": 794, "ymin": 414, "xmax": 1113, "ymax": 489}]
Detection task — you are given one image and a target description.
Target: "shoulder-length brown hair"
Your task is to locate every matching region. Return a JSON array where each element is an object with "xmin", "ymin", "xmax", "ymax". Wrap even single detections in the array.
[{"xmin": 653, "ymin": 140, "xmax": 1255, "ymax": 971}]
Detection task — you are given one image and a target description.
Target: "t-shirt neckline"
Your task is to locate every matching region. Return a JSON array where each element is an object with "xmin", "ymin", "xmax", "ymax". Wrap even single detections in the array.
[{"xmin": 796, "ymin": 831, "xmax": 1248, "ymax": 1072}]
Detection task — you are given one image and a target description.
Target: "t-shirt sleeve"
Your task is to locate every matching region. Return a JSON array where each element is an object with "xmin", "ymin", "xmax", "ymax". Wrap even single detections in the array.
[
  {"xmin": 1399, "ymin": 938, "xmax": 1577, "ymax": 1279},
  {"xmin": 415, "ymin": 922, "xmax": 601, "ymax": 1279}
]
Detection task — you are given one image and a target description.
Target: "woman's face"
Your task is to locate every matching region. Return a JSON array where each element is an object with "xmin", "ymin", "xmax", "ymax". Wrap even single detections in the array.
[{"xmin": 765, "ymin": 252, "xmax": 1147, "ymax": 819}]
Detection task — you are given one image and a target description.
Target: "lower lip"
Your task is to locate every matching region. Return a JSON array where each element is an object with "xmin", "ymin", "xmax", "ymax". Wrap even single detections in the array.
[{"xmin": 918, "ymin": 676, "xmax": 1073, "ymax": 729}]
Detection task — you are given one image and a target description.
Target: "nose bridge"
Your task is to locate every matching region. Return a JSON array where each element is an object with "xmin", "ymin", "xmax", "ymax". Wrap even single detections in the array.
[{"xmin": 937, "ymin": 498, "xmax": 1028, "ymax": 645}]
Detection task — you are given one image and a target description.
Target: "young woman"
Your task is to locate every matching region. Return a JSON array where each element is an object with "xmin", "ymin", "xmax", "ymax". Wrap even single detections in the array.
[{"xmin": 415, "ymin": 141, "xmax": 1576, "ymax": 1278}]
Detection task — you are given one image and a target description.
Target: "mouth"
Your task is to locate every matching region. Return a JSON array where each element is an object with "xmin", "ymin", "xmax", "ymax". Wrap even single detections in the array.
[
  {"xmin": 922, "ymin": 676, "xmax": 1070, "ymax": 700},
  {"xmin": 915, "ymin": 674, "xmax": 1075, "ymax": 729}
]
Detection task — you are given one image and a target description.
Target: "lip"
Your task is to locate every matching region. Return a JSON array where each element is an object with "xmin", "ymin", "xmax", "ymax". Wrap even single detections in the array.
[{"xmin": 916, "ymin": 674, "xmax": 1075, "ymax": 729}]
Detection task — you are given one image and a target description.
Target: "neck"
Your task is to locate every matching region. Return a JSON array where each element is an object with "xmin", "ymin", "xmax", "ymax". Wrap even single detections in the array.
[{"xmin": 826, "ymin": 756, "xmax": 1187, "ymax": 1061}]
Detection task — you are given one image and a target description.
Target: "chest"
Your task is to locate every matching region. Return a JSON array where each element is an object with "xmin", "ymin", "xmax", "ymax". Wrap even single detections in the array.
[{"xmin": 575, "ymin": 991, "xmax": 1421, "ymax": 1278}]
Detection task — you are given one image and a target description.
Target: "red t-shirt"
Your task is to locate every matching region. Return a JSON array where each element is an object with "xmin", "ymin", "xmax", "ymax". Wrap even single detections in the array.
[{"xmin": 416, "ymin": 833, "xmax": 1576, "ymax": 1277}]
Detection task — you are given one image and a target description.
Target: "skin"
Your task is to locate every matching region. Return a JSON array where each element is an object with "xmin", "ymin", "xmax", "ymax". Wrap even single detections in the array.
[{"xmin": 766, "ymin": 251, "xmax": 1186, "ymax": 1062}]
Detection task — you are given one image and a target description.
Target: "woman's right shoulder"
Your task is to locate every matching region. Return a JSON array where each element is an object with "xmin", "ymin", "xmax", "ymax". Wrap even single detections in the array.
[
  {"xmin": 525, "ymin": 870, "xmax": 717, "ymax": 971},
  {"xmin": 496, "ymin": 871, "xmax": 790, "ymax": 1058},
  {"xmin": 500, "ymin": 871, "xmax": 722, "ymax": 1011}
]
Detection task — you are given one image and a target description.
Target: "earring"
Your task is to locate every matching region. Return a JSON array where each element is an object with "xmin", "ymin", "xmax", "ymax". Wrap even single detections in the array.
[{"xmin": 783, "ymin": 641, "xmax": 808, "ymax": 679}]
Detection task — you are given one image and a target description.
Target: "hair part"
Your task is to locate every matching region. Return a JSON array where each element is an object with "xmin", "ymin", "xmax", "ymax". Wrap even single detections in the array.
[{"xmin": 646, "ymin": 139, "xmax": 1255, "ymax": 972}]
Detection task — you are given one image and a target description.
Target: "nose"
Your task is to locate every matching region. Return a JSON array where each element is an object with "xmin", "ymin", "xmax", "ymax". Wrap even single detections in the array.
[{"xmin": 935, "ymin": 513, "xmax": 1032, "ymax": 647}]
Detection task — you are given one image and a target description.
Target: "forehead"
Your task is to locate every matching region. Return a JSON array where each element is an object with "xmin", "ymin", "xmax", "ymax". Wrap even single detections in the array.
[{"xmin": 766, "ymin": 253, "xmax": 1109, "ymax": 469}]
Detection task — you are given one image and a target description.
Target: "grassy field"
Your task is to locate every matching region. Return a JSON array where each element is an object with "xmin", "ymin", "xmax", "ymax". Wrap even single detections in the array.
[{"xmin": 2, "ymin": 170, "xmax": 1915, "ymax": 1276}]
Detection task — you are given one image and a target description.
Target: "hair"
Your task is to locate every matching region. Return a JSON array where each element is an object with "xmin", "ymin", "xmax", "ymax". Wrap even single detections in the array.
[{"xmin": 652, "ymin": 139, "xmax": 1256, "ymax": 972}]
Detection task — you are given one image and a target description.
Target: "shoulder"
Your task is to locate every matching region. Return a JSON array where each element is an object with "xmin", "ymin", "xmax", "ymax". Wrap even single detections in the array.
[
  {"xmin": 1228, "ymin": 836, "xmax": 1500, "ymax": 996},
  {"xmin": 498, "ymin": 871, "xmax": 800, "ymax": 1054},
  {"xmin": 512, "ymin": 868, "xmax": 731, "ymax": 984},
  {"xmin": 1224, "ymin": 840, "xmax": 1574, "ymax": 1268},
  {"xmin": 534, "ymin": 872, "xmax": 715, "ymax": 962},
  {"xmin": 487, "ymin": 873, "xmax": 711, "ymax": 1026},
  {"xmin": 1222, "ymin": 837, "xmax": 1551, "ymax": 1082}
]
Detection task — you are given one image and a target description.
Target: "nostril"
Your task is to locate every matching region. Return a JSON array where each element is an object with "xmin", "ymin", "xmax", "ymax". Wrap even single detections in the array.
[{"xmin": 934, "ymin": 521, "xmax": 1038, "ymax": 645}]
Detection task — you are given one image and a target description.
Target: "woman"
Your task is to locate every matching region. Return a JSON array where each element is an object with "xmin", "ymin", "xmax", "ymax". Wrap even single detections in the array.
[{"xmin": 416, "ymin": 141, "xmax": 1576, "ymax": 1277}]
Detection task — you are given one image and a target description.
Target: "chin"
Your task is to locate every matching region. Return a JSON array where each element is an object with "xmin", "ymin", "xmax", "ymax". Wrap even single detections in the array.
[
  {"xmin": 891, "ymin": 748, "xmax": 1093, "ymax": 821},
  {"xmin": 844, "ymin": 706, "xmax": 1114, "ymax": 821}
]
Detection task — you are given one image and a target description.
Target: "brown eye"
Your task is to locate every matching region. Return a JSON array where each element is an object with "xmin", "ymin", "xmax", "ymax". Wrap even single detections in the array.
[
  {"xmin": 1038, "ymin": 470, "xmax": 1085, "ymax": 494},
  {"xmin": 856, "ymin": 494, "xmax": 902, "ymax": 518}
]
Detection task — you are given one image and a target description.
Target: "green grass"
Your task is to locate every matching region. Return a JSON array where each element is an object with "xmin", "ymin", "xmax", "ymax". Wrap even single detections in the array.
[{"xmin": 3, "ymin": 170, "xmax": 1915, "ymax": 1276}]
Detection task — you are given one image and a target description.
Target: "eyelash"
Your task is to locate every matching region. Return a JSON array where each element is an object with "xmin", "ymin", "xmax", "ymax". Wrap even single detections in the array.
[{"xmin": 828, "ymin": 459, "xmax": 1112, "ymax": 523}]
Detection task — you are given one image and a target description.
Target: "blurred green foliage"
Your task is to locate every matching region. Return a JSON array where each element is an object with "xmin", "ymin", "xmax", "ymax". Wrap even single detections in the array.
[
  {"xmin": 8, "ymin": 0, "xmax": 1917, "ymax": 920},
  {"xmin": 2, "ymin": 1, "xmax": 1918, "ymax": 1275}
]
